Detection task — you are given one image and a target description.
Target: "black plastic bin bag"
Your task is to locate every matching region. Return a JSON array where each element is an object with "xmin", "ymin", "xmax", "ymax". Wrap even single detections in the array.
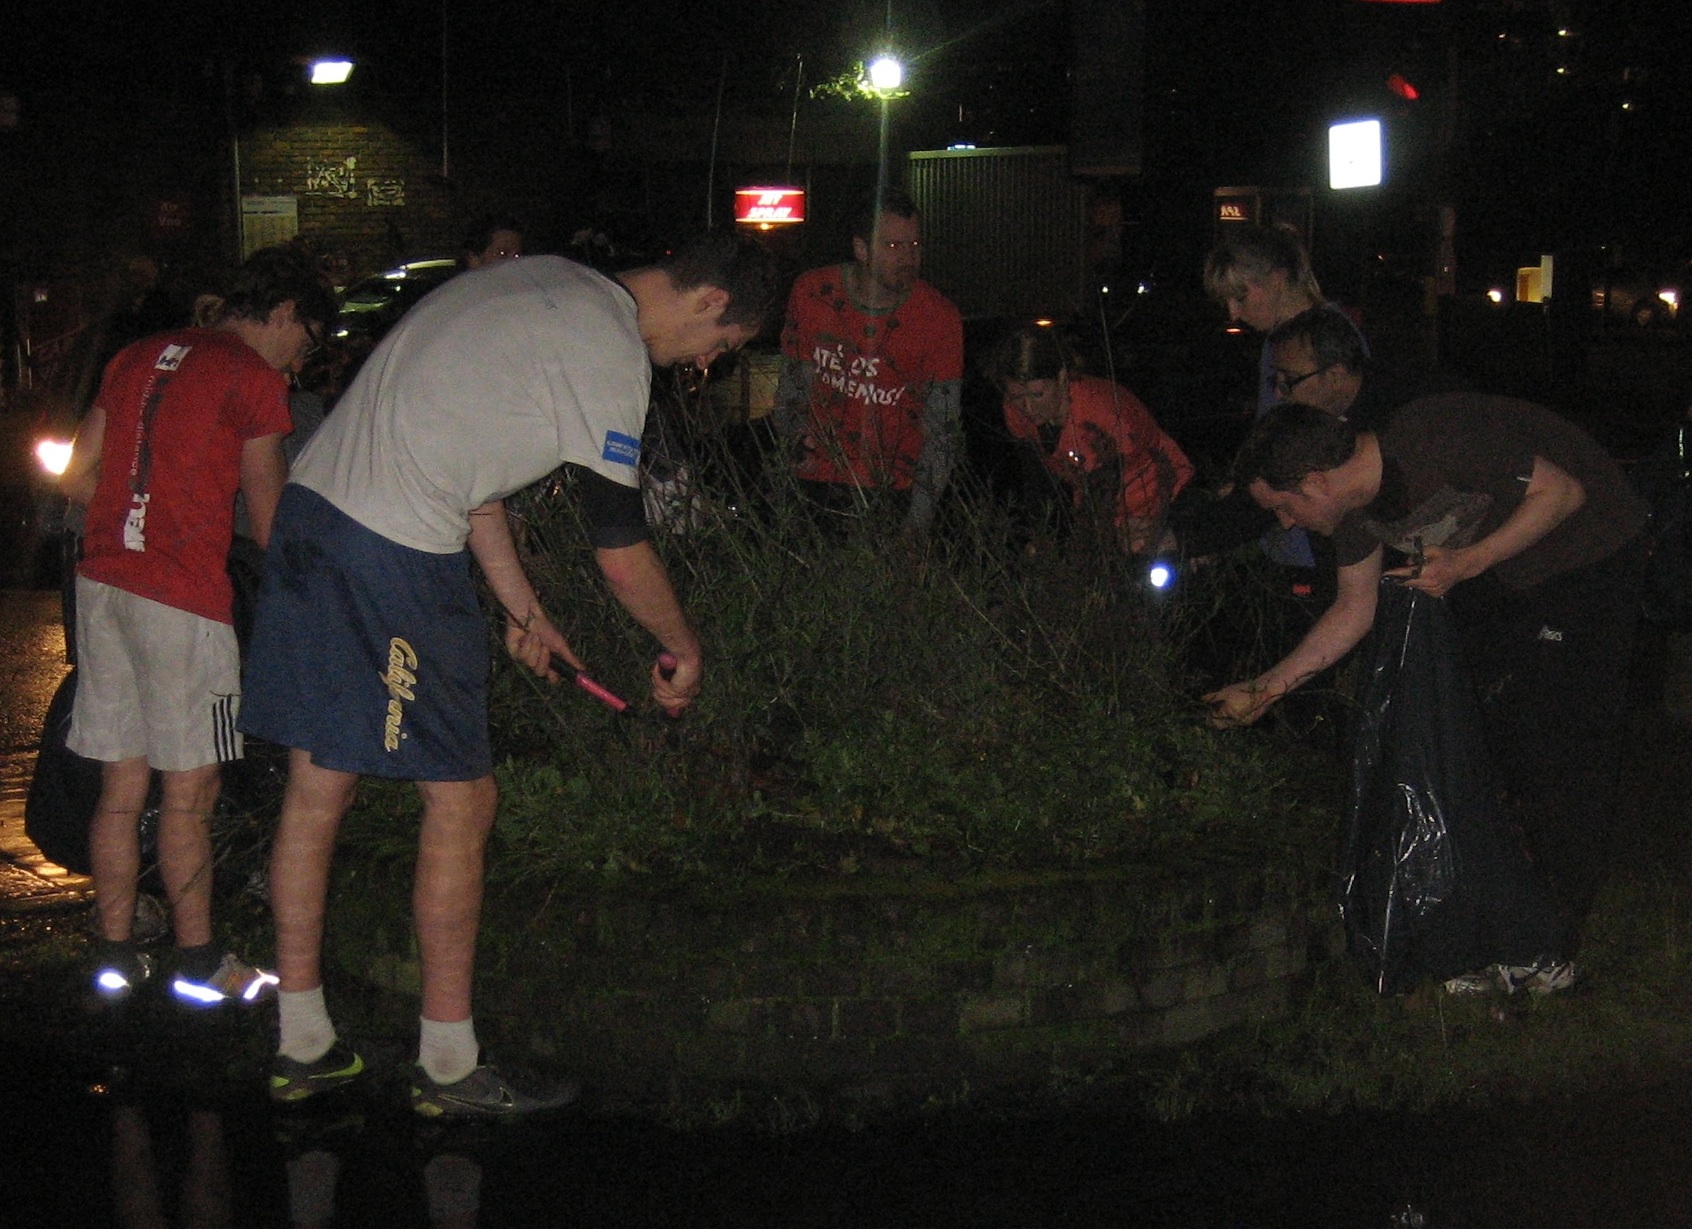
[{"xmin": 1340, "ymin": 578, "xmax": 1564, "ymax": 994}]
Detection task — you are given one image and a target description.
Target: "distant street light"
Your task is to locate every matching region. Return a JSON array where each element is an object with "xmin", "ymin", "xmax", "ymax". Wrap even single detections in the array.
[
  {"xmin": 309, "ymin": 60, "xmax": 354, "ymax": 86},
  {"xmin": 1328, "ymin": 118, "xmax": 1383, "ymax": 189}
]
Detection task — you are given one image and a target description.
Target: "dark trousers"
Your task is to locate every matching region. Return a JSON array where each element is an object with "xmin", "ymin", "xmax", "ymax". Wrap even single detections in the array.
[{"xmin": 1450, "ymin": 534, "xmax": 1648, "ymax": 954}]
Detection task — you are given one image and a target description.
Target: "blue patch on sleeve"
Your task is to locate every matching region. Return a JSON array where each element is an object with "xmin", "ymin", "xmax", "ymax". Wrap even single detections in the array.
[{"xmin": 601, "ymin": 430, "xmax": 641, "ymax": 468}]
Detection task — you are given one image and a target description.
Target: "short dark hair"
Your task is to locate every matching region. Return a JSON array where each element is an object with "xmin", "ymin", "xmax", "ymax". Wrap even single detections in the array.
[
  {"xmin": 848, "ymin": 186, "xmax": 920, "ymax": 245},
  {"xmin": 658, "ymin": 228, "xmax": 781, "ymax": 331},
  {"xmin": 218, "ymin": 245, "xmax": 337, "ymax": 332},
  {"xmin": 458, "ymin": 213, "xmax": 523, "ymax": 262},
  {"xmin": 1232, "ymin": 401, "xmax": 1360, "ymax": 492},
  {"xmin": 986, "ymin": 323, "xmax": 1079, "ymax": 390},
  {"xmin": 1266, "ymin": 304, "xmax": 1368, "ymax": 375}
]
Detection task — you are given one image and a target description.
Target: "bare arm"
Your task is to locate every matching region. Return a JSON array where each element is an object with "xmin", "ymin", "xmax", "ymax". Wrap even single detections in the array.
[
  {"xmin": 1204, "ymin": 546, "xmax": 1383, "ymax": 727},
  {"xmin": 466, "ymin": 499, "xmax": 579, "ymax": 682},
  {"xmin": 60, "ymin": 404, "xmax": 108, "ymax": 507},
  {"xmin": 1388, "ymin": 456, "xmax": 1586, "ymax": 597},
  {"xmin": 238, "ymin": 434, "xmax": 287, "ymax": 549},
  {"xmin": 594, "ymin": 540, "xmax": 703, "ymax": 713}
]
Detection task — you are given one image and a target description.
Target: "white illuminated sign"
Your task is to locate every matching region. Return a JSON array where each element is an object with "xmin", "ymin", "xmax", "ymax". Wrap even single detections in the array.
[{"xmin": 1328, "ymin": 119, "xmax": 1383, "ymax": 190}]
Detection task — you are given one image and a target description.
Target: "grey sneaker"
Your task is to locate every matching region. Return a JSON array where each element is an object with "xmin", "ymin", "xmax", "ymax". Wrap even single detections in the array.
[
  {"xmin": 1499, "ymin": 959, "xmax": 1577, "ymax": 996},
  {"xmin": 1441, "ymin": 966, "xmax": 1502, "ymax": 997},
  {"xmin": 170, "ymin": 952, "xmax": 280, "ymax": 1007},
  {"xmin": 270, "ymin": 1040, "xmax": 368, "ymax": 1103},
  {"xmin": 409, "ymin": 1061, "xmax": 581, "ymax": 1119}
]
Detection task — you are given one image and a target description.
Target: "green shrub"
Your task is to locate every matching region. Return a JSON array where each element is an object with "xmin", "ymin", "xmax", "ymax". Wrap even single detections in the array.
[{"xmin": 342, "ymin": 383, "xmax": 1335, "ymax": 889}]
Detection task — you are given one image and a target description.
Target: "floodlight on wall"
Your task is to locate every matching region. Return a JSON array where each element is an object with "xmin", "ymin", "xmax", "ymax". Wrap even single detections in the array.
[
  {"xmin": 310, "ymin": 60, "xmax": 354, "ymax": 86},
  {"xmin": 1328, "ymin": 118, "xmax": 1382, "ymax": 189}
]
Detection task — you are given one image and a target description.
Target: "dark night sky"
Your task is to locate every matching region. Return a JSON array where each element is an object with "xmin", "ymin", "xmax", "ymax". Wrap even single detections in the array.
[{"xmin": 7, "ymin": 0, "xmax": 1692, "ymax": 278}]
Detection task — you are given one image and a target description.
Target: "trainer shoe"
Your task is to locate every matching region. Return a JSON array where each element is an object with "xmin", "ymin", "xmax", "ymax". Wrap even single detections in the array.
[
  {"xmin": 170, "ymin": 952, "xmax": 281, "ymax": 1007},
  {"xmin": 409, "ymin": 1060, "xmax": 581, "ymax": 1120},
  {"xmin": 1440, "ymin": 966, "xmax": 1502, "ymax": 997},
  {"xmin": 1499, "ymin": 959, "xmax": 1577, "ymax": 996},
  {"xmin": 92, "ymin": 948, "xmax": 155, "ymax": 1004},
  {"xmin": 270, "ymin": 1040, "xmax": 368, "ymax": 1103}
]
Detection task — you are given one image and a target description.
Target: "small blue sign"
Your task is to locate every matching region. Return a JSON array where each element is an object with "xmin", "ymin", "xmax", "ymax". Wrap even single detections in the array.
[{"xmin": 601, "ymin": 431, "xmax": 641, "ymax": 467}]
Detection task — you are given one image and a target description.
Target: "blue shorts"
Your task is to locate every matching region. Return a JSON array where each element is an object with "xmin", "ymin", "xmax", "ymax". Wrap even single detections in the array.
[{"xmin": 239, "ymin": 485, "xmax": 493, "ymax": 781}]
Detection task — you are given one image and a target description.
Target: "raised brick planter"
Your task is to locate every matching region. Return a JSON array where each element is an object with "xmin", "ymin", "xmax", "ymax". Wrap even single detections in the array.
[{"xmin": 333, "ymin": 862, "xmax": 1328, "ymax": 1124}]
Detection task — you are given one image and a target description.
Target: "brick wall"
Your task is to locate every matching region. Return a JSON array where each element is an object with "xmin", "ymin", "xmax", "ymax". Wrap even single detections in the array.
[
  {"xmin": 333, "ymin": 862, "xmax": 1329, "ymax": 1126},
  {"xmin": 239, "ymin": 119, "xmax": 458, "ymax": 282}
]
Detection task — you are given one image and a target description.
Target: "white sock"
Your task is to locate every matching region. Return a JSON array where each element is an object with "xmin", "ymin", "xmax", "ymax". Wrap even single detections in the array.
[
  {"xmin": 277, "ymin": 987, "xmax": 337, "ymax": 1064},
  {"xmin": 418, "ymin": 1016, "xmax": 479, "ymax": 1086}
]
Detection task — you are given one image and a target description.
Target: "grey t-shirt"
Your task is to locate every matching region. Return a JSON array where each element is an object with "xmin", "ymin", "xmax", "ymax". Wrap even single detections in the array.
[{"xmin": 294, "ymin": 256, "xmax": 650, "ymax": 553}]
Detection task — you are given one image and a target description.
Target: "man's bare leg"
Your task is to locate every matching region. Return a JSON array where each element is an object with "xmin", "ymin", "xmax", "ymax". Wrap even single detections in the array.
[
  {"xmin": 153, "ymin": 763, "xmax": 223, "ymax": 949},
  {"xmin": 413, "ymin": 775, "xmax": 498, "ymax": 1024},
  {"xmin": 269, "ymin": 749, "xmax": 359, "ymax": 994},
  {"xmin": 88, "ymin": 756, "xmax": 154, "ymax": 942}
]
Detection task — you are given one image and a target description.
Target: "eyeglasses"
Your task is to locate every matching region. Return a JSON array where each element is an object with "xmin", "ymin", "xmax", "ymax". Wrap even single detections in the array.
[
  {"xmin": 303, "ymin": 322, "xmax": 328, "ymax": 358},
  {"xmin": 1271, "ymin": 362, "xmax": 1335, "ymax": 397}
]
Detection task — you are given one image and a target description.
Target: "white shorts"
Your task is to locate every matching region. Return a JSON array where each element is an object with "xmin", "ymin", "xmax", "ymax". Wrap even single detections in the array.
[{"xmin": 67, "ymin": 577, "xmax": 242, "ymax": 771}]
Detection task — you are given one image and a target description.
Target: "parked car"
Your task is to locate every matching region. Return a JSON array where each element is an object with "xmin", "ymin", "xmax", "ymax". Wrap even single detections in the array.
[{"xmin": 332, "ymin": 258, "xmax": 458, "ymax": 347}]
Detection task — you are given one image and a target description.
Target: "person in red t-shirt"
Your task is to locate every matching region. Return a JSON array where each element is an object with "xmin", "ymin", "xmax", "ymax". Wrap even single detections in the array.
[
  {"xmin": 991, "ymin": 324, "xmax": 1193, "ymax": 555},
  {"xmin": 59, "ymin": 245, "xmax": 335, "ymax": 1009},
  {"xmin": 774, "ymin": 188, "xmax": 963, "ymax": 532}
]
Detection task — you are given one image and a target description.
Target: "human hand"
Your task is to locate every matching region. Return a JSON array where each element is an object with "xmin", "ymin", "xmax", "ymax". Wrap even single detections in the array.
[
  {"xmin": 1384, "ymin": 544, "xmax": 1470, "ymax": 599},
  {"xmin": 1202, "ymin": 680, "xmax": 1279, "ymax": 729},
  {"xmin": 505, "ymin": 609, "xmax": 579, "ymax": 683},
  {"xmin": 653, "ymin": 650, "xmax": 700, "ymax": 717}
]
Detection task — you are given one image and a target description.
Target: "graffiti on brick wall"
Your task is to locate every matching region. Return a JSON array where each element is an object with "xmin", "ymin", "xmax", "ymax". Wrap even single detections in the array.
[
  {"xmin": 305, "ymin": 157, "xmax": 359, "ymax": 200},
  {"xmin": 366, "ymin": 179, "xmax": 405, "ymax": 207}
]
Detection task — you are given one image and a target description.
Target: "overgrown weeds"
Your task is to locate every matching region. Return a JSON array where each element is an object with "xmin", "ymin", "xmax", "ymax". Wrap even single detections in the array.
[{"xmin": 327, "ymin": 373, "xmax": 1340, "ymax": 890}]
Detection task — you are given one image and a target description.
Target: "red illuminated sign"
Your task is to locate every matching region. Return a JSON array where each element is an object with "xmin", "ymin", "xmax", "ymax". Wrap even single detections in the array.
[{"xmin": 735, "ymin": 188, "xmax": 806, "ymax": 226}]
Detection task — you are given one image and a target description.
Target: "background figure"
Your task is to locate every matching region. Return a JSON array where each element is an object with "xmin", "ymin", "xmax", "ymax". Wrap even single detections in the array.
[
  {"xmin": 60, "ymin": 245, "xmax": 335, "ymax": 1008},
  {"xmin": 1203, "ymin": 222, "xmax": 1367, "ymax": 572},
  {"xmin": 773, "ymin": 187, "xmax": 963, "ymax": 534},
  {"xmin": 990, "ymin": 323, "xmax": 1193, "ymax": 556},
  {"xmin": 457, "ymin": 214, "xmax": 524, "ymax": 271}
]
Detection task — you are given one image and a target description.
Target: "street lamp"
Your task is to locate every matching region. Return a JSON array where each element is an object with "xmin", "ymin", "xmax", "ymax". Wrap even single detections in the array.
[
  {"xmin": 865, "ymin": 54, "xmax": 905, "ymax": 211},
  {"xmin": 309, "ymin": 60, "xmax": 354, "ymax": 86},
  {"xmin": 867, "ymin": 56, "xmax": 904, "ymax": 94}
]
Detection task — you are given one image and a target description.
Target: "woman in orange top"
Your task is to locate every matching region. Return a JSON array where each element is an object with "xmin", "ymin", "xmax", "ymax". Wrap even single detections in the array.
[{"xmin": 992, "ymin": 324, "xmax": 1193, "ymax": 555}]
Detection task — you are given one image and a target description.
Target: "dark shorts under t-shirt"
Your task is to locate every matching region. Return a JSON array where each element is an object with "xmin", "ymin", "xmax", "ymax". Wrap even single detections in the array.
[{"xmin": 239, "ymin": 484, "xmax": 492, "ymax": 781}]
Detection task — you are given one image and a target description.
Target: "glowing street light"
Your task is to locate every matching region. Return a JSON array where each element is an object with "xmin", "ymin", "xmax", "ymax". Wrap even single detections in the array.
[
  {"xmin": 867, "ymin": 55, "xmax": 904, "ymax": 96},
  {"xmin": 309, "ymin": 59, "xmax": 354, "ymax": 86}
]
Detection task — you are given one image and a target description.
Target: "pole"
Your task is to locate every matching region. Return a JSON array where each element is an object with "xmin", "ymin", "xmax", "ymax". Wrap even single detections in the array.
[
  {"xmin": 705, "ymin": 55, "xmax": 727, "ymax": 229},
  {"xmin": 440, "ymin": 0, "xmax": 451, "ymax": 180},
  {"xmin": 785, "ymin": 54, "xmax": 804, "ymax": 184}
]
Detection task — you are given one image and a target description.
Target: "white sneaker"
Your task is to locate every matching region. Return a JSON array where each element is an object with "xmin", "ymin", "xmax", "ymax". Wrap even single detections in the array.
[{"xmin": 1498, "ymin": 959, "xmax": 1577, "ymax": 996}]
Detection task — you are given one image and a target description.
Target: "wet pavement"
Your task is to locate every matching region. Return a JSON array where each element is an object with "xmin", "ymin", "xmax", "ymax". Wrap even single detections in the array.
[{"xmin": 4, "ymin": 587, "xmax": 1692, "ymax": 1227}]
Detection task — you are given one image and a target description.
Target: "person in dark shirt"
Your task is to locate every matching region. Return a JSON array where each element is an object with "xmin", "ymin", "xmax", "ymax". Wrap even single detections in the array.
[{"xmin": 1207, "ymin": 397, "xmax": 1648, "ymax": 983}]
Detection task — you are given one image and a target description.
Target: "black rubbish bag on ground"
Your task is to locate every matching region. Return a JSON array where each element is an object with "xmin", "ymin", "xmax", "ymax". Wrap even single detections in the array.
[
  {"xmin": 24, "ymin": 668, "xmax": 101, "ymax": 875},
  {"xmin": 1340, "ymin": 579, "xmax": 1564, "ymax": 995}
]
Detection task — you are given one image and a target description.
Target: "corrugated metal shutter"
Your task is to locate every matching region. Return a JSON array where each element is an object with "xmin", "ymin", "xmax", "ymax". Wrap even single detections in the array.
[{"xmin": 907, "ymin": 147, "xmax": 1089, "ymax": 321}]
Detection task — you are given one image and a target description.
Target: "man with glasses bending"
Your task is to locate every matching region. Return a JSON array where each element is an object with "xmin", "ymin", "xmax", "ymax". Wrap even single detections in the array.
[
  {"xmin": 59, "ymin": 245, "xmax": 336, "ymax": 1010},
  {"xmin": 774, "ymin": 186, "xmax": 963, "ymax": 534}
]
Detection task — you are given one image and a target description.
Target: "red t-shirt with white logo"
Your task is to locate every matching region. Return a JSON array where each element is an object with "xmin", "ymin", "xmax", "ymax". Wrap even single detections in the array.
[
  {"xmin": 79, "ymin": 328, "xmax": 292, "ymax": 623},
  {"xmin": 780, "ymin": 267, "xmax": 963, "ymax": 489}
]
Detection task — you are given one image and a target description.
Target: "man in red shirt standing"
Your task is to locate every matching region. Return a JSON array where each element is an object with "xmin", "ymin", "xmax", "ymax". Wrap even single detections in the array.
[
  {"xmin": 775, "ymin": 188, "xmax": 963, "ymax": 533},
  {"xmin": 61, "ymin": 245, "xmax": 335, "ymax": 1009}
]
